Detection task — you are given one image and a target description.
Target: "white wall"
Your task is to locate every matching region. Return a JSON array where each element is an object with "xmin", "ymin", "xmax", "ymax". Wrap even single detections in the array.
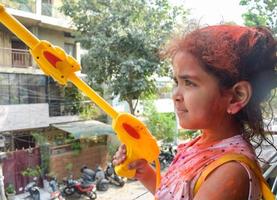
[{"xmin": 0, "ymin": 104, "xmax": 80, "ymax": 132}]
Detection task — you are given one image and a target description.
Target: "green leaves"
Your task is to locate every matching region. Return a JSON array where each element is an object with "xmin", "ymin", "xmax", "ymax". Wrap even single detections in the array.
[
  {"xmin": 143, "ymin": 100, "xmax": 176, "ymax": 142},
  {"xmin": 240, "ymin": 0, "xmax": 277, "ymax": 34},
  {"xmin": 61, "ymin": 0, "xmax": 187, "ymax": 114}
]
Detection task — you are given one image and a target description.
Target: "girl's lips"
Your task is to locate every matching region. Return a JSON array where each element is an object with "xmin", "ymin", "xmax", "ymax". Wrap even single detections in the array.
[{"xmin": 176, "ymin": 109, "xmax": 188, "ymax": 113}]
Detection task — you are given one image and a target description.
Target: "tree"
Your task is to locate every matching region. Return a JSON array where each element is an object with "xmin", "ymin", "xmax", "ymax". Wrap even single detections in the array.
[
  {"xmin": 239, "ymin": 0, "xmax": 277, "ymax": 34},
  {"xmin": 143, "ymin": 98, "xmax": 176, "ymax": 142},
  {"xmin": 61, "ymin": 0, "xmax": 187, "ymax": 114}
]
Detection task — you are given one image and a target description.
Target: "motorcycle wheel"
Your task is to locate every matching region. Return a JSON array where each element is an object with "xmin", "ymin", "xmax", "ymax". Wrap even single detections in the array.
[
  {"xmin": 32, "ymin": 190, "xmax": 40, "ymax": 200},
  {"xmin": 118, "ymin": 180, "xmax": 125, "ymax": 187},
  {"xmin": 88, "ymin": 191, "xmax": 97, "ymax": 200},
  {"xmin": 63, "ymin": 186, "xmax": 75, "ymax": 196},
  {"xmin": 96, "ymin": 181, "xmax": 109, "ymax": 191}
]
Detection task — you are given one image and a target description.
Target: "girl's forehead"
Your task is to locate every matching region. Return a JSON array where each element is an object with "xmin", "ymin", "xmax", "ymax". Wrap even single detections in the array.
[{"xmin": 172, "ymin": 51, "xmax": 205, "ymax": 76}]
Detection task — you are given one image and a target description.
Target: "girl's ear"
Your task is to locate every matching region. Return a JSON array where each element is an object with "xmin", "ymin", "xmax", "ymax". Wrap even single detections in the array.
[{"xmin": 227, "ymin": 81, "xmax": 252, "ymax": 115}]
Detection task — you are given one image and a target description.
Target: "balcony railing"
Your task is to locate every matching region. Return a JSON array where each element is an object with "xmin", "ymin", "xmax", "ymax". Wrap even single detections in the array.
[
  {"xmin": 0, "ymin": 0, "xmax": 36, "ymax": 13},
  {"xmin": 0, "ymin": 47, "xmax": 37, "ymax": 69}
]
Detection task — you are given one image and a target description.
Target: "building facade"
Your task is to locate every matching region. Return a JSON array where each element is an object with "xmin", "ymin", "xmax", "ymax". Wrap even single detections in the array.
[
  {"xmin": 0, "ymin": 0, "xmax": 82, "ymax": 149},
  {"xmin": 0, "ymin": 1, "xmax": 113, "ymax": 193}
]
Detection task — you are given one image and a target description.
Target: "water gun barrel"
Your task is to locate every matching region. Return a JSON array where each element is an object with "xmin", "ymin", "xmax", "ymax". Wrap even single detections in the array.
[
  {"xmin": 68, "ymin": 73, "xmax": 118, "ymax": 119},
  {"xmin": 0, "ymin": 4, "xmax": 40, "ymax": 49}
]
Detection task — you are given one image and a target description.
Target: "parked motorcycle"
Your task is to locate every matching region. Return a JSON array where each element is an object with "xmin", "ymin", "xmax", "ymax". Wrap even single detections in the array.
[
  {"xmin": 49, "ymin": 177, "xmax": 64, "ymax": 200},
  {"xmin": 95, "ymin": 166, "xmax": 110, "ymax": 191},
  {"xmin": 63, "ymin": 175, "xmax": 97, "ymax": 200},
  {"xmin": 159, "ymin": 144, "xmax": 176, "ymax": 170},
  {"xmin": 20, "ymin": 177, "xmax": 40, "ymax": 200},
  {"xmin": 105, "ymin": 163, "xmax": 125, "ymax": 187}
]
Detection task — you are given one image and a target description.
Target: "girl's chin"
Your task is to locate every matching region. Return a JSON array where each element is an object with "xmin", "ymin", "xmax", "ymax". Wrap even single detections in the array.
[{"xmin": 179, "ymin": 121, "xmax": 200, "ymax": 130}]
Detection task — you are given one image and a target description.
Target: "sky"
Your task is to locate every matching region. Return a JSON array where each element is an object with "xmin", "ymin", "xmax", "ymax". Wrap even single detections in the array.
[{"xmin": 172, "ymin": 0, "xmax": 247, "ymax": 25}]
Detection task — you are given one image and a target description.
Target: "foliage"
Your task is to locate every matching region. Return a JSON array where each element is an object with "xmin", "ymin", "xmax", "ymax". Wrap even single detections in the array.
[
  {"xmin": 63, "ymin": 83, "xmax": 83, "ymax": 115},
  {"xmin": 65, "ymin": 135, "xmax": 82, "ymax": 155},
  {"xmin": 31, "ymin": 132, "xmax": 50, "ymax": 177},
  {"xmin": 143, "ymin": 99, "xmax": 176, "ymax": 142},
  {"xmin": 60, "ymin": 0, "xmax": 188, "ymax": 114},
  {"xmin": 178, "ymin": 129, "xmax": 200, "ymax": 140},
  {"xmin": 5, "ymin": 183, "xmax": 15, "ymax": 194},
  {"xmin": 71, "ymin": 140, "xmax": 82, "ymax": 155},
  {"xmin": 21, "ymin": 165, "xmax": 42, "ymax": 177},
  {"xmin": 239, "ymin": 0, "xmax": 277, "ymax": 34},
  {"xmin": 80, "ymin": 102, "xmax": 107, "ymax": 122},
  {"xmin": 107, "ymin": 142, "xmax": 120, "ymax": 161},
  {"xmin": 65, "ymin": 162, "xmax": 73, "ymax": 175}
]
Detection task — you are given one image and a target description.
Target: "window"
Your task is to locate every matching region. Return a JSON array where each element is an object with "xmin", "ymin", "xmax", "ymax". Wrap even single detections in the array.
[
  {"xmin": 19, "ymin": 74, "xmax": 47, "ymax": 104},
  {"xmin": 64, "ymin": 43, "xmax": 75, "ymax": 57},
  {"xmin": 9, "ymin": 74, "xmax": 19, "ymax": 104},
  {"xmin": 42, "ymin": 0, "xmax": 53, "ymax": 16},
  {"xmin": 0, "ymin": 73, "xmax": 47, "ymax": 105},
  {"xmin": 0, "ymin": 73, "xmax": 9, "ymax": 104}
]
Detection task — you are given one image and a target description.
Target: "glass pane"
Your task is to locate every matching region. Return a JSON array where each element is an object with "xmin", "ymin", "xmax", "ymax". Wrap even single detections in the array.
[
  {"xmin": 19, "ymin": 85, "xmax": 29, "ymax": 104},
  {"xmin": 9, "ymin": 74, "xmax": 19, "ymax": 86},
  {"xmin": 19, "ymin": 74, "xmax": 47, "ymax": 104},
  {"xmin": 64, "ymin": 43, "xmax": 75, "ymax": 57},
  {"xmin": 0, "ymin": 73, "xmax": 9, "ymax": 85},
  {"xmin": 10, "ymin": 85, "xmax": 19, "ymax": 104},
  {"xmin": 0, "ymin": 85, "xmax": 9, "ymax": 104}
]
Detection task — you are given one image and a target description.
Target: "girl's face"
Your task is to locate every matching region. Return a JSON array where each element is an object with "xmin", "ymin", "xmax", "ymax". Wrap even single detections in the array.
[{"xmin": 172, "ymin": 51, "xmax": 230, "ymax": 130}]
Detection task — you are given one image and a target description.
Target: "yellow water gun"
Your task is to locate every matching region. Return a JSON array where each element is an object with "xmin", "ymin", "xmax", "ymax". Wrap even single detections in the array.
[{"xmin": 0, "ymin": 4, "xmax": 160, "ymax": 189}]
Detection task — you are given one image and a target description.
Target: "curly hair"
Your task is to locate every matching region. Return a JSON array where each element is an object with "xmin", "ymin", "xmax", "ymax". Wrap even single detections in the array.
[{"xmin": 162, "ymin": 25, "xmax": 277, "ymax": 156}]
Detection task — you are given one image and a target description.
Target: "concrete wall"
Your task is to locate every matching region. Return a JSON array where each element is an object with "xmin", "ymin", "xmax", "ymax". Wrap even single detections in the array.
[
  {"xmin": 0, "ymin": 103, "xmax": 49, "ymax": 132},
  {"xmin": 0, "ymin": 104, "xmax": 81, "ymax": 132},
  {"xmin": 38, "ymin": 27, "xmax": 75, "ymax": 48},
  {"xmin": 0, "ymin": 30, "xmax": 12, "ymax": 67}
]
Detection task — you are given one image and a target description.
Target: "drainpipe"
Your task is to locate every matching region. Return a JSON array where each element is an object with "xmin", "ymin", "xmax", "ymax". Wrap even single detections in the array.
[{"xmin": 0, "ymin": 152, "xmax": 6, "ymax": 200}]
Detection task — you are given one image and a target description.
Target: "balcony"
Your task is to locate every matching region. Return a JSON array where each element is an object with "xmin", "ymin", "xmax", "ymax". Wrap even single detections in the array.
[{"xmin": 0, "ymin": 47, "xmax": 37, "ymax": 69}]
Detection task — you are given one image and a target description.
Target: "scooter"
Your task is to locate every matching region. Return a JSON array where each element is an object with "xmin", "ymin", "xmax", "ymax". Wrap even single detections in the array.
[
  {"xmin": 63, "ymin": 175, "xmax": 97, "ymax": 200},
  {"xmin": 105, "ymin": 163, "xmax": 125, "ymax": 187},
  {"xmin": 159, "ymin": 144, "xmax": 176, "ymax": 170},
  {"xmin": 20, "ymin": 177, "xmax": 40, "ymax": 200},
  {"xmin": 95, "ymin": 166, "xmax": 110, "ymax": 191}
]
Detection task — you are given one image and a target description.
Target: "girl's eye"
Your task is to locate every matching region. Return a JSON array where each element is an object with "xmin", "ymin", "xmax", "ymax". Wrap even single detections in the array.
[{"xmin": 184, "ymin": 79, "xmax": 196, "ymax": 87}]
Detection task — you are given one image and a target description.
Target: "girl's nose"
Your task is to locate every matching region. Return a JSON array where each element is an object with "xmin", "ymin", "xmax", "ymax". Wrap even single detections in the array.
[{"xmin": 172, "ymin": 87, "xmax": 183, "ymax": 102}]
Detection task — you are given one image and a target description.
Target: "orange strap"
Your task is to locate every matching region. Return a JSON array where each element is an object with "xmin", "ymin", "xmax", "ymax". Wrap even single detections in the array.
[{"xmin": 193, "ymin": 153, "xmax": 275, "ymax": 200}]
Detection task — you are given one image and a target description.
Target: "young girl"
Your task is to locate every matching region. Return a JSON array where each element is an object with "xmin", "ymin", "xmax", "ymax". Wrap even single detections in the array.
[{"xmin": 113, "ymin": 25, "xmax": 277, "ymax": 200}]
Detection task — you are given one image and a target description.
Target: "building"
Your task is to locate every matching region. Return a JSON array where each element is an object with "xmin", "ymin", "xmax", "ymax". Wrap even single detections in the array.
[{"xmin": 0, "ymin": 0, "xmax": 114, "ymax": 192}]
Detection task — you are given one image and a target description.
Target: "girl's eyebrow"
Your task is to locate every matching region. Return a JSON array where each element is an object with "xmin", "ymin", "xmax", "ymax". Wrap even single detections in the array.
[{"xmin": 178, "ymin": 74, "xmax": 200, "ymax": 81}]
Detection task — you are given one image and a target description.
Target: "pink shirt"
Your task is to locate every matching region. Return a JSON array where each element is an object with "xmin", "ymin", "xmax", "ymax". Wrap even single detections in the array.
[{"xmin": 155, "ymin": 135, "xmax": 261, "ymax": 200}]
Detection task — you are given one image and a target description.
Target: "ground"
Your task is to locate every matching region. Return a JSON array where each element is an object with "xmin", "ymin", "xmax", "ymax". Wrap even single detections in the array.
[
  {"xmin": 96, "ymin": 180, "xmax": 153, "ymax": 200},
  {"xmin": 14, "ymin": 179, "xmax": 153, "ymax": 200}
]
